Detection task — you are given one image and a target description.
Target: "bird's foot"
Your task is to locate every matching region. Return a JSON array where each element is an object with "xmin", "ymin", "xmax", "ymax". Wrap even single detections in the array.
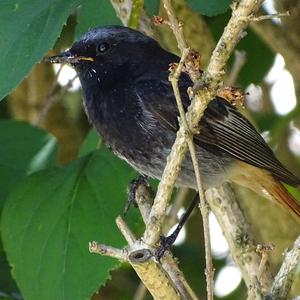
[
  {"xmin": 124, "ymin": 175, "xmax": 149, "ymax": 215},
  {"xmin": 155, "ymin": 194, "xmax": 200, "ymax": 260},
  {"xmin": 155, "ymin": 232, "xmax": 179, "ymax": 260}
]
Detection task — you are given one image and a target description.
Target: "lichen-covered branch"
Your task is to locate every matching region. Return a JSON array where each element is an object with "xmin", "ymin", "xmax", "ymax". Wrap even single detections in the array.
[
  {"xmin": 91, "ymin": 182, "xmax": 198, "ymax": 300},
  {"xmin": 134, "ymin": 184, "xmax": 198, "ymax": 300},
  {"xmin": 267, "ymin": 235, "xmax": 300, "ymax": 299},
  {"xmin": 167, "ymin": 42, "xmax": 214, "ymax": 298},
  {"xmin": 206, "ymin": 184, "xmax": 274, "ymax": 292},
  {"xmin": 90, "ymin": 218, "xmax": 184, "ymax": 300}
]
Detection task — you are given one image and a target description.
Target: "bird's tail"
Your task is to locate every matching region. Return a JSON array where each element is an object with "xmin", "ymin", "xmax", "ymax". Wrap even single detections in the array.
[
  {"xmin": 267, "ymin": 180, "xmax": 300, "ymax": 221},
  {"xmin": 230, "ymin": 162, "xmax": 300, "ymax": 222}
]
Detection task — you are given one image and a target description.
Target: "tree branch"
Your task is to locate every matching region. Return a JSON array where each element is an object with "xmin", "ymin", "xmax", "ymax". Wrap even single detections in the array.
[
  {"xmin": 134, "ymin": 183, "xmax": 198, "ymax": 300},
  {"xmin": 35, "ymin": 68, "xmax": 77, "ymax": 126},
  {"xmin": 206, "ymin": 184, "xmax": 274, "ymax": 293},
  {"xmin": 226, "ymin": 50, "xmax": 247, "ymax": 85},
  {"xmin": 91, "ymin": 182, "xmax": 198, "ymax": 299},
  {"xmin": 167, "ymin": 38, "xmax": 214, "ymax": 299},
  {"xmin": 267, "ymin": 235, "xmax": 300, "ymax": 299},
  {"xmin": 90, "ymin": 229, "xmax": 184, "ymax": 299}
]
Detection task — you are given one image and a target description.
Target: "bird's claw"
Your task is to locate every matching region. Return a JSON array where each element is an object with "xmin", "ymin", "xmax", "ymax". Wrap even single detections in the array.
[
  {"xmin": 155, "ymin": 233, "xmax": 177, "ymax": 260},
  {"xmin": 124, "ymin": 175, "xmax": 149, "ymax": 215}
]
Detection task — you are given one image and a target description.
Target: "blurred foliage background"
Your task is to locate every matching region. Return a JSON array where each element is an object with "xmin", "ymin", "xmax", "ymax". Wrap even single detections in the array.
[{"xmin": 0, "ymin": 0, "xmax": 299, "ymax": 299}]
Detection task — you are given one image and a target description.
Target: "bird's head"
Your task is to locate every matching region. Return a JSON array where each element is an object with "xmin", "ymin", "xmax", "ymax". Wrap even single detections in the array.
[{"xmin": 47, "ymin": 25, "xmax": 165, "ymax": 83}]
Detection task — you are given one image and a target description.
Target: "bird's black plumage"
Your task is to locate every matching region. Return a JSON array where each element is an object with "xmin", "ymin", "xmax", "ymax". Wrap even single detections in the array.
[{"xmin": 49, "ymin": 25, "xmax": 300, "ymax": 188}]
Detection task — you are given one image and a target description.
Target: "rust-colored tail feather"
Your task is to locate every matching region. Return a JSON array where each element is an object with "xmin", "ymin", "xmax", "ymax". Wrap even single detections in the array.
[
  {"xmin": 230, "ymin": 162, "xmax": 300, "ymax": 222},
  {"xmin": 268, "ymin": 181, "xmax": 300, "ymax": 221}
]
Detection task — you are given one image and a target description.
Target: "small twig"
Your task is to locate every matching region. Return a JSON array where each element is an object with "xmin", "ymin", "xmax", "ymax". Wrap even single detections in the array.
[
  {"xmin": 34, "ymin": 64, "xmax": 63, "ymax": 125},
  {"xmin": 134, "ymin": 182, "xmax": 198, "ymax": 300},
  {"xmin": 116, "ymin": 216, "xmax": 136, "ymax": 245},
  {"xmin": 251, "ymin": 12, "xmax": 300, "ymax": 86},
  {"xmin": 161, "ymin": 0, "xmax": 200, "ymax": 81},
  {"xmin": 35, "ymin": 73, "xmax": 78, "ymax": 126},
  {"xmin": 168, "ymin": 47, "xmax": 214, "ymax": 299},
  {"xmin": 246, "ymin": 244, "xmax": 274, "ymax": 299},
  {"xmin": 256, "ymin": 244, "xmax": 275, "ymax": 281},
  {"xmin": 267, "ymin": 235, "xmax": 300, "ymax": 300},
  {"xmin": 226, "ymin": 50, "xmax": 247, "ymax": 85},
  {"xmin": 91, "ymin": 215, "xmax": 191, "ymax": 299},
  {"xmin": 163, "ymin": 187, "xmax": 190, "ymax": 235},
  {"xmin": 162, "ymin": 1, "xmax": 187, "ymax": 52},
  {"xmin": 249, "ymin": 11, "xmax": 290, "ymax": 22},
  {"xmin": 134, "ymin": 181, "xmax": 153, "ymax": 224},
  {"xmin": 160, "ymin": 252, "xmax": 198, "ymax": 300},
  {"xmin": 88, "ymin": 241, "xmax": 128, "ymax": 260}
]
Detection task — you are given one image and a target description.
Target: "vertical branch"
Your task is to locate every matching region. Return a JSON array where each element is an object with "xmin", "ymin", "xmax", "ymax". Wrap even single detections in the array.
[
  {"xmin": 206, "ymin": 184, "xmax": 274, "ymax": 292},
  {"xmin": 134, "ymin": 184, "xmax": 198, "ymax": 300},
  {"xmin": 168, "ymin": 47, "xmax": 214, "ymax": 299}
]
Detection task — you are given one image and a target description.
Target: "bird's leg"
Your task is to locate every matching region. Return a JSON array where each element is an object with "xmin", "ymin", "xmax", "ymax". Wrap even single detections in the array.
[
  {"xmin": 124, "ymin": 175, "xmax": 150, "ymax": 215},
  {"xmin": 156, "ymin": 194, "xmax": 200, "ymax": 259}
]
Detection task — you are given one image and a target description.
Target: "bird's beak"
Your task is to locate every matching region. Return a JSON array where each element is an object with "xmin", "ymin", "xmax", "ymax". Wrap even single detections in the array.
[{"xmin": 45, "ymin": 50, "xmax": 94, "ymax": 64}]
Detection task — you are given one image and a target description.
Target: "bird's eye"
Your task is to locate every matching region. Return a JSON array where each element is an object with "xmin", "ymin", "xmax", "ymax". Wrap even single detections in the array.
[{"xmin": 96, "ymin": 42, "xmax": 110, "ymax": 54}]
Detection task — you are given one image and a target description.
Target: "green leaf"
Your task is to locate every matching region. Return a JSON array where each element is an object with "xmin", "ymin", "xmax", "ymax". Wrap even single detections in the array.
[
  {"xmin": 0, "ymin": 246, "xmax": 19, "ymax": 296},
  {"xmin": 187, "ymin": 0, "xmax": 231, "ymax": 17},
  {"xmin": 79, "ymin": 129, "xmax": 101, "ymax": 157},
  {"xmin": 1, "ymin": 148, "xmax": 137, "ymax": 300},
  {"xmin": 0, "ymin": 0, "xmax": 82, "ymax": 101},
  {"xmin": 80, "ymin": 134, "xmax": 143, "ymax": 233},
  {"xmin": 0, "ymin": 120, "xmax": 57, "ymax": 207},
  {"xmin": 75, "ymin": 0, "xmax": 121, "ymax": 40}
]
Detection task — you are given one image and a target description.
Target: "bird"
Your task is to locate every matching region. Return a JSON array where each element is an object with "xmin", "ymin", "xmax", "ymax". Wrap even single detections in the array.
[{"xmin": 47, "ymin": 25, "xmax": 300, "ymax": 221}]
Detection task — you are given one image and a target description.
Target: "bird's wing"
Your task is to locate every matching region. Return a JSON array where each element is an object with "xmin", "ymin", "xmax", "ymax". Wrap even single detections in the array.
[
  {"xmin": 199, "ymin": 98, "xmax": 300, "ymax": 186},
  {"xmin": 135, "ymin": 75, "xmax": 300, "ymax": 186},
  {"xmin": 135, "ymin": 76, "xmax": 180, "ymax": 132}
]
